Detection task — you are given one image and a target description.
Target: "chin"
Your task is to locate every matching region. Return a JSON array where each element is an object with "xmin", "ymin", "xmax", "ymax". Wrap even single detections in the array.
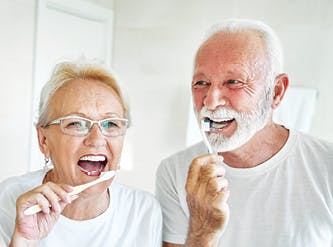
[{"xmin": 209, "ymin": 126, "xmax": 261, "ymax": 152}]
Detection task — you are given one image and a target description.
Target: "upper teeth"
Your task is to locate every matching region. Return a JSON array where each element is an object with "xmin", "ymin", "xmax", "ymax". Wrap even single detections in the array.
[
  {"xmin": 211, "ymin": 117, "xmax": 233, "ymax": 122},
  {"xmin": 80, "ymin": 155, "xmax": 106, "ymax": 162}
]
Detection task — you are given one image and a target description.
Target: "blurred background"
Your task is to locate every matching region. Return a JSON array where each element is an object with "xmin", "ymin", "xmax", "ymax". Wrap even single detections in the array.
[{"xmin": 1, "ymin": 0, "xmax": 332, "ymax": 193}]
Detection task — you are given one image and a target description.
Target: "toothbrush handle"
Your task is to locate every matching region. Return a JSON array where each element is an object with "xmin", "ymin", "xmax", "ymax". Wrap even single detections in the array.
[
  {"xmin": 23, "ymin": 171, "xmax": 115, "ymax": 215},
  {"xmin": 23, "ymin": 204, "xmax": 43, "ymax": 215}
]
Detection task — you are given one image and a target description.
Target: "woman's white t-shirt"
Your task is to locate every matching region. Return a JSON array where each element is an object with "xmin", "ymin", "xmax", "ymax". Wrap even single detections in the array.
[{"xmin": 0, "ymin": 170, "xmax": 162, "ymax": 247}]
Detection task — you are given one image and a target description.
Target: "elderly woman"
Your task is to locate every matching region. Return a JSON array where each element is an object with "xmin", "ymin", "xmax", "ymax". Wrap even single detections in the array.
[{"xmin": 0, "ymin": 62, "xmax": 162, "ymax": 247}]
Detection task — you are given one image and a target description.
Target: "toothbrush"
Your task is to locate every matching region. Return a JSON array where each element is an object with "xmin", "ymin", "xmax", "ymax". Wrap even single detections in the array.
[
  {"xmin": 201, "ymin": 118, "xmax": 214, "ymax": 154},
  {"xmin": 23, "ymin": 170, "xmax": 116, "ymax": 215},
  {"xmin": 201, "ymin": 119, "xmax": 226, "ymax": 169}
]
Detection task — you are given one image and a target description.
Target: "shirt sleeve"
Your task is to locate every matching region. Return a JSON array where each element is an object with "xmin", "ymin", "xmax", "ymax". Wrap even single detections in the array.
[
  {"xmin": 0, "ymin": 180, "xmax": 20, "ymax": 246},
  {"xmin": 155, "ymin": 158, "xmax": 189, "ymax": 244}
]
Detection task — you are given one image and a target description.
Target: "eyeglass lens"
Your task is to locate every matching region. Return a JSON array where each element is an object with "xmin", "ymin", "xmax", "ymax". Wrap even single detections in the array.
[{"xmin": 60, "ymin": 117, "xmax": 127, "ymax": 137}]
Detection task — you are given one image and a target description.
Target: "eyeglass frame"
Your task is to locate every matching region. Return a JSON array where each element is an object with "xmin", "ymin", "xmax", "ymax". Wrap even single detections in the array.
[{"xmin": 44, "ymin": 115, "xmax": 129, "ymax": 137}]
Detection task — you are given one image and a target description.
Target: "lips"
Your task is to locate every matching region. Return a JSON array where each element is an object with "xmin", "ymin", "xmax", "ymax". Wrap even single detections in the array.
[{"xmin": 78, "ymin": 155, "xmax": 107, "ymax": 176}]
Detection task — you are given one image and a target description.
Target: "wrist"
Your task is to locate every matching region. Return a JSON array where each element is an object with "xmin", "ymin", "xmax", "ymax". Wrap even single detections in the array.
[
  {"xmin": 185, "ymin": 225, "xmax": 221, "ymax": 247},
  {"xmin": 9, "ymin": 230, "xmax": 39, "ymax": 247},
  {"xmin": 185, "ymin": 235, "xmax": 219, "ymax": 247}
]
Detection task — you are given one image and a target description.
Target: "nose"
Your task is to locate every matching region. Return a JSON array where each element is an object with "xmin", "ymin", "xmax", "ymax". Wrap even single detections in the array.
[
  {"xmin": 204, "ymin": 84, "xmax": 228, "ymax": 110},
  {"xmin": 83, "ymin": 124, "xmax": 107, "ymax": 147}
]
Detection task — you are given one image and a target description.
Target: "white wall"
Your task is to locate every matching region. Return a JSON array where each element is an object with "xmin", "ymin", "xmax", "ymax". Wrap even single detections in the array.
[
  {"xmin": 1, "ymin": 0, "xmax": 333, "ymax": 194},
  {"xmin": 0, "ymin": 0, "xmax": 35, "ymax": 179}
]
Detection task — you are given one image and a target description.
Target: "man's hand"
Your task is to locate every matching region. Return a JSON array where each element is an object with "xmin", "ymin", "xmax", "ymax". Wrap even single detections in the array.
[{"xmin": 185, "ymin": 154, "xmax": 229, "ymax": 246}]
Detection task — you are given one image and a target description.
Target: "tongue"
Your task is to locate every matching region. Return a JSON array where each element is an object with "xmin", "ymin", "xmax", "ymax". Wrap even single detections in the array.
[{"xmin": 78, "ymin": 161, "xmax": 102, "ymax": 174}]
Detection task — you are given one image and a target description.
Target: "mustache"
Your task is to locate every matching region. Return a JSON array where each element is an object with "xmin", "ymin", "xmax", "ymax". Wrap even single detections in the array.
[{"xmin": 199, "ymin": 107, "xmax": 241, "ymax": 119}]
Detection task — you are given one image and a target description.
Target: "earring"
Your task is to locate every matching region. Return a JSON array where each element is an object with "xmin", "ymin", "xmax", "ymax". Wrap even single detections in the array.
[{"xmin": 44, "ymin": 156, "xmax": 51, "ymax": 170}]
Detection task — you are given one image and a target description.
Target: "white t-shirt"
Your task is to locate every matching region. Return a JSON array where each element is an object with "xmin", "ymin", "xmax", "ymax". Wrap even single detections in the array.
[
  {"xmin": 0, "ymin": 169, "xmax": 162, "ymax": 247},
  {"xmin": 156, "ymin": 130, "xmax": 333, "ymax": 246}
]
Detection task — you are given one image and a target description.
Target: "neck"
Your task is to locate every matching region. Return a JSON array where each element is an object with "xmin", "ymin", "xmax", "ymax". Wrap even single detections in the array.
[
  {"xmin": 62, "ymin": 189, "xmax": 110, "ymax": 220},
  {"xmin": 220, "ymin": 123, "xmax": 289, "ymax": 168},
  {"xmin": 43, "ymin": 170, "xmax": 110, "ymax": 221}
]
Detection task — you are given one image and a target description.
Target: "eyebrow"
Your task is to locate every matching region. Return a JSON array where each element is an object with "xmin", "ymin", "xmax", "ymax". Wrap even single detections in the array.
[
  {"xmin": 192, "ymin": 72, "xmax": 208, "ymax": 79},
  {"xmin": 63, "ymin": 112, "xmax": 124, "ymax": 118}
]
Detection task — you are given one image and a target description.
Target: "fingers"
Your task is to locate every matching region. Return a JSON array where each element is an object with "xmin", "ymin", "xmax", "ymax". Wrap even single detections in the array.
[
  {"xmin": 186, "ymin": 154, "xmax": 224, "ymax": 193},
  {"xmin": 17, "ymin": 182, "xmax": 76, "ymax": 216},
  {"xmin": 185, "ymin": 154, "xmax": 230, "ymax": 240},
  {"xmin": 186, "ymin": 154, "xmax": 227, "ymax": 190},
  {"xmin": 207, "ymin": 176, "xmax": 228, "ymax": 195},
  {"xmin": 186, "ymin": 153, "xmax": 229, "ymax": 207},
  {"xmin": 186, "ymin": 155, "xmax": 208, "ymax": 192}
]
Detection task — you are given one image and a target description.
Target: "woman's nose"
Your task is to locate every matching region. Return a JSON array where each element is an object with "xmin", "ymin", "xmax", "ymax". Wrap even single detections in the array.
[
  {"xmin": 204, "ymin": 85, "xmax": 228, "ymax": 110},
  {"xmin": 83, "ymin": 124, "xmax": 107, "ymax": 147}
]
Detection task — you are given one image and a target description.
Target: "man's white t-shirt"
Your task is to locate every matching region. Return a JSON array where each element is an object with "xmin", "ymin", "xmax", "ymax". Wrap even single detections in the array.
[
  {"xmin": 156, "ymin": 130, "xmax": 333, "ymax": 246},
  {"xmin": 0, "ymin": 170, "xmax": 162, "ymax": 247}
]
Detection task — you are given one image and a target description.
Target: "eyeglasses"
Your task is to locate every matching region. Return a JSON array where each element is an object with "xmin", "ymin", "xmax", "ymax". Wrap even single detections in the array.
[{"xmin": 45, "ymin": 115, "xmax": 128, "ymax": 137}]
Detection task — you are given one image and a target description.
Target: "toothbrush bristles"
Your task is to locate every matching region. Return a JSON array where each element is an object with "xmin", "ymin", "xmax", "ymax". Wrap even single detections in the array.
[
  {"xmin": 201, "ymin": 119, "xmax": 214, "ymax": 154},
  {"xmin": 202, "ymin": 119, "xmax": 210, "ymax": 132}
]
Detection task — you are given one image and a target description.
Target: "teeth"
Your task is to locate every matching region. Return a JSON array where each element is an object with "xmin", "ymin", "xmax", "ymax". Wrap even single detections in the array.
[
  {"xmin": 211, "ymin": 121, "xmax": 229, "ymax": 129},
  {"xmin": 210, "ymin": 118, "xmax": 234, "ymax": 129},
  {"xmin": 78, "ymin": 166, "xmax": 102, "ymax": 176},
  {"xmin": 210, "ymin": 117, "xmax": 233, "ymax": 122},
  {"xmin": 79, "ymin": 155, "xmax": 106, "ymax": 162}
]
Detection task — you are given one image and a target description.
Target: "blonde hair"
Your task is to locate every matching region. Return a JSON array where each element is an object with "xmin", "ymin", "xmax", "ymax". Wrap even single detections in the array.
[{"xmin": 36, "ymin": 61, "xmax": 130, "ymax": 127}]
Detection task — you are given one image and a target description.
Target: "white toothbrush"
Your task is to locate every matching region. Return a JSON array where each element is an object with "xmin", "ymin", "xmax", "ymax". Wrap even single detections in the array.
[
  {"xmin": 23, "ymin": 170, "xmax": 116, "ymax": 216},
  {"xmin": 201, "ymin": 118, "xmax": 226, "ymax": 170},
  {"xmin": 201, "ymin": 118, "xmax": 214, "ymax": 154}
]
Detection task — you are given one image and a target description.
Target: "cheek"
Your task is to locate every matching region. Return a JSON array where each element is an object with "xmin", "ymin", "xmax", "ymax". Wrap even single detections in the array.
[
  {"xmin": 108, "ymin": 138, "xmax": 125, "ymax": 164},
  {"xmin": 228, "ymin": 91, "xmax": 258, "ymax": 112},
  {"xmin": 192, "ymin": 90, "xmax": 205, "ymax": 111},
  {"xmin": 49, "ymin": 137, "xmax": 80, "ymax": 165}
]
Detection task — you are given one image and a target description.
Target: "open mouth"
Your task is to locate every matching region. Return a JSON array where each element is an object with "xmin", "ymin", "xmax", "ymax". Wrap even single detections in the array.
[
  {"xmin": 208, "ymin": 117, "xmax": 235, "ymax": 130},
  {"xmin": 78, "ymin": 155, "xmax": 108, "ymax": 176}
]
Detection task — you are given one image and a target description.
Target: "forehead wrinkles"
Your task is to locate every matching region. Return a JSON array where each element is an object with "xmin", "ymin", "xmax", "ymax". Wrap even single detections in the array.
[
  {"xmin": 48, "ymin": 80, "xmax": 123, "ymax": 118},
  {"xmin": 194, "ymin": 32, "xmax": 269, "ymax": 81}
]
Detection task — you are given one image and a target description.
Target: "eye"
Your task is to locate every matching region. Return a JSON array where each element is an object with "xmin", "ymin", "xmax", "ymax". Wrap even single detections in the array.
[
  {"xmin": 225, "ymin": 79, "xmax": 245, "ymax": 89},
  {"xmin": 64, "ymin": 119, "xmax": 87, "ymax": 129},
  {"xmin": 192, "ymin": 80, "xmax": 210, "ymax": 89},
  {"xmin": 102, "ymin": 120, "xmax": 119, "ymax": 129}
]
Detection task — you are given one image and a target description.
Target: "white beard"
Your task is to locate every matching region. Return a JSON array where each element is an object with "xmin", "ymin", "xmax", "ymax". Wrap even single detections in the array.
[{"xmin": 199, "ymin": 91, "xmax": 273, "ymax": 152}]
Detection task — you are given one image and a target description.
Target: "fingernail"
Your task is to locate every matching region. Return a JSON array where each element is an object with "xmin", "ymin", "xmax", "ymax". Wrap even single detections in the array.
[
  {"xmin": 65, "ymin": 195, "xmax": 71, "ymax": 203},
  {"xmin": 55, "ymin": 204, "xmax": 61, "ymax": 212}
]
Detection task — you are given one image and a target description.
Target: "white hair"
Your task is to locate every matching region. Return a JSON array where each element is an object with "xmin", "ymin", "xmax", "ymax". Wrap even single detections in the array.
[{"xmin": 197, "ymin": 19, "xmax": 284, "ymax": 94}]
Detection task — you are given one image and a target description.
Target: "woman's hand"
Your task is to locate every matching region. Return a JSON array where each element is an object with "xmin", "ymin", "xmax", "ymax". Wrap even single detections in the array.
[
  {"xmin": 185, "ymin": 154, "xmax": 230, "ymax": 247},
  {"xmin": 10, "ymin": 182, "xmax": 78, "ymax": 246}
]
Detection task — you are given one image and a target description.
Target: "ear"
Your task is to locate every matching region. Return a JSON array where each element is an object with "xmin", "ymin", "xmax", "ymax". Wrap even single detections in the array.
[
  {"xmin": 37, "ymin": 127, "xmax": 51, "ymax": 157},
  {"xmin": 271, "ymin": 73, "xmax": 289, "ymax": 109}
]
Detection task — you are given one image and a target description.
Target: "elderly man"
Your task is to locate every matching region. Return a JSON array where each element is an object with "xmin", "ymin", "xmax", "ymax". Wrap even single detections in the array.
[{"xmin": 156, "ymin": 19, "xmax": 333, "ymax": 247}]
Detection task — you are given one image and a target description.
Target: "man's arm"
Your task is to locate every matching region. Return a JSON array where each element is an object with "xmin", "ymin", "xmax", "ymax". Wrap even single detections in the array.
[
  {"xmin": 156, "ymin": 153, "xmax": 229, "ymax": 247},
  {"xmin": 184, "ymin": 154, "xmax": 230, "ymax": 246}
]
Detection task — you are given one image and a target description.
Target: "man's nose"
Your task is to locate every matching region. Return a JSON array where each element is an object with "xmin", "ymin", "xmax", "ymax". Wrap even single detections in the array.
[
  {"xmin": 204, "ymin": 84, "xmax": 228, "ymax": 110},
  {"xmin": 83, "ymin": 124, "xmax": 107, "ymax": 147}
]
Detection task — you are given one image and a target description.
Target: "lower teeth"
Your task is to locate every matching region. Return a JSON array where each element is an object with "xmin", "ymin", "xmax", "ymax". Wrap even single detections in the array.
[{"xmin": 79, "ymin": 166, "xmax": 102, "ymax": 175}]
